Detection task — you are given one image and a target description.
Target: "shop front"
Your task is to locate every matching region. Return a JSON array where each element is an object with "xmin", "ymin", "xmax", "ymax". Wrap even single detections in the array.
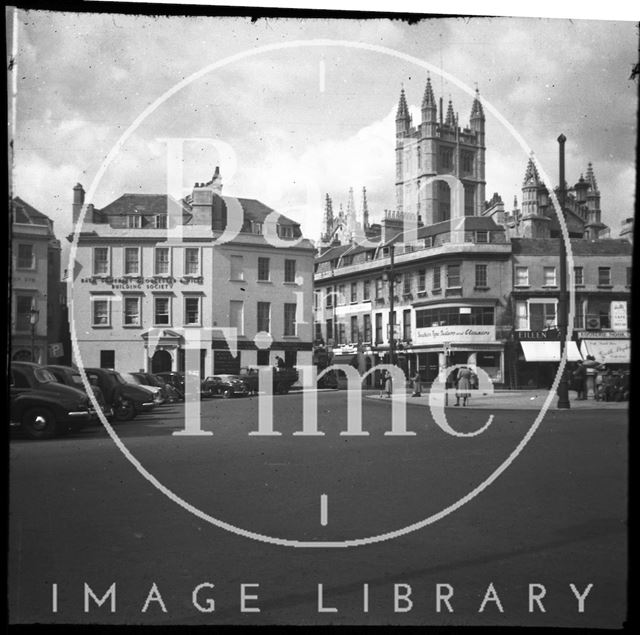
[{"xmin": 577, "ymin": 331, "xmax": 630, "ymax": 367}]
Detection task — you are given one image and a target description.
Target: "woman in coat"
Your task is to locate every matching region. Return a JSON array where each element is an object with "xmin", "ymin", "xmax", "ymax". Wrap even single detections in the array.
[{"xmin": 455, "ymin": 366, "xmax": 472, "ymax": 406}]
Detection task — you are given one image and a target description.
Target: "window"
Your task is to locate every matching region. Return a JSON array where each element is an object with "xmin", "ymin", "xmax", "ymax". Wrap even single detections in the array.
[
  {"xmin": 284, "ymin": 303, "xmax": 297, "ymax": 336},
  {"xmin": 515, "ymin": 266, "xmax": 529, "ymax": 286},
  {"xmin": 418, "ymin": 269, "xmax": 426, "ymax": 291},
  {"xmin": 337, "ymin": 284, "xmax": 346, "ymax": 305},
  {"xmin": 375, "ymin": 313, "xmax": 383, "ymax": 344},
  {"xmin": 337, "ymin": 322, "xmax": 346, "ymax": 345},
  {"xmin": 403, "ymin": 309, "xmax": 412, "ymax": 341},
  {"xmin": 184, "ymin": 248, "xmax": 200, "ymax": 276},
  {"xmin": 257, "ymin": 302, "xmax": 270, "ymax": 333},
  {"xmin": 284, "ymin": 259, "xmax": 296, "ymax": 283},
  {"xmin": 416, "ymin": 306, "xmax": 495, "ymax": 328},
  {"xmin": 627, "ymin": 267, "xmax": 632, "ymax": 287},
  {"xmin": 598, "ymin": 267, "xmax": 611, "ymax": 286},
  {"xmin": 417, "ymin": 146, "xmax": 422, "ymax": 169},
  {"xmin": 127, "ymin": 215, "xmax": 141, "ymax": 229},
  {"xmin": 363, "ymin": 314, "xmax": 372, "ymax": 343},
  {"xmin": 155, "ymin": 215, "xmax": 167, "ymax": 229},
  {"xmin": 529, "ymin": 302, "xmax": 557, "ymax": 331},
  {"xmin": 154, "ymin": 247, "xmax": 170, "ymax": 276},
  {"xmin": 258, "ymin": 257, "xmax": 270, "ymax": 281},
  {"xmin": 124, "ymin": 247, "xmax": 140, "ymax": 275},
  {"xmin": 543, "ymin": 266, "xmax": 556, "ymax": 286},
  {"xmin": 15, "ymin": 295, "xmax": 34, "ymax": 331},
  {"xmin": 257, "ymin": 350, "xmax": 270, "ymax": 366},
  {"xmin": 100, "ymin": 350, "xmax": 115, "ymax": 369},
  {"xmin": 230, "ymin": 255, "xmax": 244, "ymax": 281},
  {"xmin": 123, "ymin": 296, "xmax": 141, "ymax": 326},
  {"xmin": 599, "ymin": 310, "xmax": 611, "ymax": 329},
  {"xmin": 515, "ymin": 301, "xmax": 528, "ymax": 331},
  {"xmin": 184, "ymin": 297, "xmax": 201, "ymax": 325},
  {"xmin": 475, "ymin": 264, "xmax": 488, "ymax": 287},
  {"xmin": 279, "ymin": 225, "xmax": 294, "ymax": 238},
  {"xmin": 375, "ymin": 278, "xmax": 383, "ymax": 299},
  {"xmin": 462, "ymin": 151, "xmax": 473, "ymax": 174},
  {"xmin": 326, "ymin": 318, "xmax": 333, "ymax": 342},
  {"xmin": 403, "ymin": 273, "xmax": 412, "ymax": 295},
  {"xmin": 326, "ymin": 286, "xmax": 333, "ymax": 309},
  {"xmin": 17, "ymin": 244, "xmax": 35, "ymax": 269},
  {"xmin": 574, "ymin": 266, "xmax": 584, "ymax": 286},
  {"xmin": 230, "ymin": 300, "xmax": 244, "ymax": 335},
  {"xmin": 433, "ymin": 266, "xmax": 441, "ymax": 290},
  {"xmin": 350, "ymin": 282, "xmax": 358, "ymax": 303},
  {"xmin": 363, "ymin": 280, "xmax": 370, "ymax": 301},
  {"xmin": 93, "ymin": 247, "xmax": 110, "ymax": 275},
  {"xmin": 446, "ymin": 264, "xmax": 461, "ymax": 288},
  {"xmin": 350, "ymin": 315, "xmax": 359, "ymax": 342},
  {"xmin": 154, "ymin": 297, "xmax": 171, "ymax": 325},
  {"xmin": 439, "ymin": 147, "xmax": 453, "ymax": 169},
  {"xmin": 476, "ymin": 231, "xmax": 488, "ymax": 243},
  {"xmin": 253, "ymin": 222, "xmax": 263, "ymax": 235},
  {"xmin": 92, "ymin": 298, "xmax": 110, "ymax": 326}
]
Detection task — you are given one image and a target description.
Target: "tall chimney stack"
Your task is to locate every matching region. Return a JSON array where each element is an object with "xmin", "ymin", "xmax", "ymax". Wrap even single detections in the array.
[{"xmin": 72, "ymin": 183, "xmax": 85, "ymax": 225}]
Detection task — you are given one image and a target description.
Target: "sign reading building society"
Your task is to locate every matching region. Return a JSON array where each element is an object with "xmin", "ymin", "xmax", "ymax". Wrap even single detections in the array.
[{"xmin": 414, "ymin": 325, "xmax": 496, "ymax": 345}]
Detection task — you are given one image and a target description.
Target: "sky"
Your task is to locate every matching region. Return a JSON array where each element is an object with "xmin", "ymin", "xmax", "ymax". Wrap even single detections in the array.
[{"xmin": 9, "ymin": 8, "xmax": 638, "ymax": 258}]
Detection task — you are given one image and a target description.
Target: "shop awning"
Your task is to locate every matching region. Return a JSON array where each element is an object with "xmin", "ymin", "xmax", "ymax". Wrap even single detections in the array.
[
  {"xmin": 580, "ymin": 339, "xmax": 630, "ymax": 364},
  {"xmin": 331, "ymin": 353, "xmax": 358, "ymax": 366},
  {"xmin": 520, "ymin": 341, "xmax": 583, "ymax": 362}
]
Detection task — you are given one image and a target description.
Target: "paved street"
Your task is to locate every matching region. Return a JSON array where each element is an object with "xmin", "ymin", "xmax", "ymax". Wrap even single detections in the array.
[{"xmin": 9, "ymin": 390, "xmax": 627, "ymax": 626}]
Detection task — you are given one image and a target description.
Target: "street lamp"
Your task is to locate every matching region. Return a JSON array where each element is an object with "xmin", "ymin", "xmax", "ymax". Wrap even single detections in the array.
[
  {"xmin": 29, "ymin": 305, "xmax": 40, "ymax": 363},
  {"xmin": 557, "ymin": 134, "xmax": 570, "ymax": 409}
]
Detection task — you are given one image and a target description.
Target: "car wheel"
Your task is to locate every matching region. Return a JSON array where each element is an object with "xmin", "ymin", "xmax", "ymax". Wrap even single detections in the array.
[
  {"xmin": 22, "ymin": 407, "xmax": 60, "ymax": 440},
  {"xmin": 222, "ymin": 389, "xmax": 232, "ymax": 399},
  {"xmin": 114, "ymin": 399, "xmax": 136, "ymax": 422}
]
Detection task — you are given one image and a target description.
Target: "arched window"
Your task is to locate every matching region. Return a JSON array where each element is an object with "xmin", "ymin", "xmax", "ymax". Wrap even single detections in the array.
[{"xmin": 437, "ymin": 181, "xmax": 451, "ymax": 222}]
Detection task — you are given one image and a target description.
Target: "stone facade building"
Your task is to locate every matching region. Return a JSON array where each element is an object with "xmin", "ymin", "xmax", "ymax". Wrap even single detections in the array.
[{"xmin": 69, "ymin": 170, "xmax": 315, "ymax": 376}]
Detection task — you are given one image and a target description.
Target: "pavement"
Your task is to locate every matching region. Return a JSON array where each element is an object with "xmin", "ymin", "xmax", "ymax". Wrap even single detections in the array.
[{"xmin": 365, "ymin": 388, "xmax": 628, "ymax": 410}]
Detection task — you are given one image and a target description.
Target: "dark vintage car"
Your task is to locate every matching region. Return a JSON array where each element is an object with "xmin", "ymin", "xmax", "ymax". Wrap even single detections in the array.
[
  {"xmin": 201, "ymin": 374, "xmax": 249, "ymax": 398},
  {"xmin": 238, "ymin": 366, "xmax": 299, "ymax": 395},
  {"xmin": 155, "ymin": 371, "xmax": 185, "ymax": 399},
  {"xmin": 130, "ymin": 372, "xmax": 181, "ymax": 403},
  {"xmin": 151, "ymin": 374, "xmax": 183, "ymax": 402},
  {"xmin": 45, "ymin": 364, "xmax": 114, "ymax": 420},
  {"xmin": 10, "ymin": 362, "xmax": 95, "ymax": 439},
  {"xmin": 85, "ymin": 368, "xmax": 156, "ymax": 421}
]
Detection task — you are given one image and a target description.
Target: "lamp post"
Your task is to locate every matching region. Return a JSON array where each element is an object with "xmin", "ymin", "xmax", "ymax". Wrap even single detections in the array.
[
  {"xmin": 557, "ymin": 134, "xmax": 570, "ymax": 409},
  {"xmin": 383, "ymin": 243, "xmax": 397, "ymax": 365},
  {"xmin": 29, "ymin": 305, "xmax": 40, "ymax": 363}
]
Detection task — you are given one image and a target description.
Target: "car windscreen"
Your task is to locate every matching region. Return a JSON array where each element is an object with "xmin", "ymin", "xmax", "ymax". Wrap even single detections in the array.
[
  {"xmin": 33, "ymin": 368, "xmax": 57, "ymax": 383},
  {"xmin": 70, "ymin": 373, "xmax": 84, "ymax": 386},
  {"xmin": 112, "ymin": 372, "xmax": 127, "ymax": 385}
]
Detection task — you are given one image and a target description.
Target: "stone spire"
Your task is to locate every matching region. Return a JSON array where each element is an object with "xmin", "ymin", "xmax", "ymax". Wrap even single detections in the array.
[
  {"xmin": 322, "ymin": 193, "xmax": 334, "ymax": 242},
  {"xmin": 444, "ymin": 99, "xmax": 455, "ymax": 127},
  {"xmin": 585, "ymin": 162, "xmax": 599, "ymax": 192},
  {"xmin": 421, "ymin": 75, "xmax": 436, "ymax": 109},
  {"xmin": 361, "ymin": 186, "xmax": 370, "ymax": 229},
  {"xmin": 470, "ymin": 87, "xmax": 485, "ymax": 120},
  {"xmin": 345, "ymin": 187, "xmax": 357, "ymax": 240},
  {"xmin": 396, "ymin": 86, "xmax": 411, "ymax": 135},
  {"xmin": 523, "ymin": 155, "xmax": 541, "ymax": 186}
]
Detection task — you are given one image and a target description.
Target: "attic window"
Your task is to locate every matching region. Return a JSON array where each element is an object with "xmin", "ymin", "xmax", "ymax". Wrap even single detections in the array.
[
  {"xmin": 279, "ymin": 225, "xmax": 294, "ymax": 238},
  {"xmin": 127, "ymin": 215, "xmax": 142, "ymax": 229},
  {"xmin": 253, "ymin": 222, "xmax": 263, "ymax": 234},
  {"xmin": 476, "ymin": 231, "xmax": 488, "ymax": 243},
  {"xmin": 155, "ymin": 215, "xmax": 167, "ymax": 229}
]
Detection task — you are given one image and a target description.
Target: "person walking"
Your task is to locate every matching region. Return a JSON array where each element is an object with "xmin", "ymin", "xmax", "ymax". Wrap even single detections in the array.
[
  {"xmin": 455, "ymin": 366, "xmax": 472, "ymax": 407},
  {"xmin": 378, "ymin": 370, "xmax": 386, "ymax": 398},
  {"xmin": 410, "ymin": 370, "xmax": 421, "ymax": 397},
  {"xmin": 384, "ymin": 370, "xmax": 393, "ymax": 398}
]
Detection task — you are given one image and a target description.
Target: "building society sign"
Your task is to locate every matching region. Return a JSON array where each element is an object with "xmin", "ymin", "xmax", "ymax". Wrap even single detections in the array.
[{"xmin": 414, "ymin": 325, "xmax": 496, "ymax": 345}]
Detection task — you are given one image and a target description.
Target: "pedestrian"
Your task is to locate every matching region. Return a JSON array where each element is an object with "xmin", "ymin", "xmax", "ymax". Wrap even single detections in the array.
[
  {"xmin": 384, "ymin": 370, "xmax": 392, "ymax": 398},
  {"xmin": 275, "ymin": 355, "xmax": 285, "ymax": 370},
  {"xmin": 378, "ymin": 370, "xmax": 386, "ymax": 398},
  {"xmin": 410, "ymin": 370, "xmax": 421, "ymax": 397},
  {"xmin": 572, "ymin": 360, "xmax": 587, "ymax": 400},
  {"xmin": 455, "ymin": 366, "xmax": 472, "ymax": 407}
]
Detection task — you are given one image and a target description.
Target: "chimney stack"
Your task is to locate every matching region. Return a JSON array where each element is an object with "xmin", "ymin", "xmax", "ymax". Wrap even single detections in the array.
[{"xmin": 72, "ymin": 183, "xmax": 85, "ymax": 225}]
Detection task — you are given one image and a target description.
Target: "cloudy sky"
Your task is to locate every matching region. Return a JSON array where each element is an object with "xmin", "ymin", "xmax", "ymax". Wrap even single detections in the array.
[{"xmin": 10, "ymin": 9, "xmax": 638, "ymax": 253}]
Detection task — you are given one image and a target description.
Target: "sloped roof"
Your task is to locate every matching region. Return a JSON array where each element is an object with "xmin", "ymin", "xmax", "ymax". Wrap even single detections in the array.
[
  {"xmin": 96, "ymin": 193, "xmax": 190, "ymax": 216},
  {"xmin": 12, "ymin": 197, "xmax": 52, "ymax": 226},
  {"xmin": 218, "ymin": 195, "xmax": 299, "ymax": 227},
  {"xmin": 512, "ymin": 238, "xmax": 633, "ymax": 256}
]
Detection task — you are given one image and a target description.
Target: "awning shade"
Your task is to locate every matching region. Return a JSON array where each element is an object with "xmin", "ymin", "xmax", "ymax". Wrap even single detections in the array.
[
  {"xmin": 331, "ymin": 354, "xmax": 358, "ymax": 365},
  {"xmin": 580, "ymin": 339, "xmax": 630, "ymax": 364},
  {"xmin": 520, "ymin": 341, "xmax": 583, "ymax": 362}
]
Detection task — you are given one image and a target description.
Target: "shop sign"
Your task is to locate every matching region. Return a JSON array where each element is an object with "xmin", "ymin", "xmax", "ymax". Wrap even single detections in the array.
[
  {"xmin": 611, "ymin": 301, "xmax": 628, "ymax": 331},
  {"xmin": 578, "ymin": 330, "xmax": 630, "ymax": 339},
  {"xmin": 414, "ymin": 325, "xmax": 495, "ymax": 345},
  {"xmin": 516, "ymin": 329, "xmax": 560, "ymax": 340},
  {"xmin": 80, "ymin": 275, "xmax": 204, "ymax": 289}
]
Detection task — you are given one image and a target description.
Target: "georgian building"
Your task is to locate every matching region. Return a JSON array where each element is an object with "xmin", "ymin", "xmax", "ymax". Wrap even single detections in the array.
[
  {"xmin": 70, "ymin": 169, "xmax": 315, "ymax": 375},
  {"xmin": 11, "ymin": 197, "xmax": 66, "ymax": 364}
]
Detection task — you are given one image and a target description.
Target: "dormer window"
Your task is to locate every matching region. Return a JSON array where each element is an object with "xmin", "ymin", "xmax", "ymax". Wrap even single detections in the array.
[
  {"xmin": 253, "ymin": 222, "xmax": 263, "ymax": 234},
  {"xmin": 279, "ymin": 225, "xmax": 294, "ymax": 238},
  {"xmin": 127, "ymin": 214, "xmax": 142, "ymax": 229},
  {"xmin": 155, "ymin": 215, "xmax": 167, "ymax": 229}
]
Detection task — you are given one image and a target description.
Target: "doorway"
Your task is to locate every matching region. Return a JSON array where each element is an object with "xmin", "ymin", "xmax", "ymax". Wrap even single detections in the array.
[{"xmin": 151, "ymin": 349, "xmax": 172, "ymax": 373}]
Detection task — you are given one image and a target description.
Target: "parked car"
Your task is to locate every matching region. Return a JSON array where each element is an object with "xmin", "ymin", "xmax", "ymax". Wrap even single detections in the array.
[
  {"xmin": 84, "ymin": 368, "xmax": 156, "ymax": 421},
  {"xmin": 155, "ymin": 371, "xmax": 185, "ymax": 400},
  {"xmin": 150, "ymin": 374, "xmax": 183, "ymax": 402},
  {"xmin": 201, "ymin": 375, "xmax": 249, "ymax": 398},
  {"xmin": 10, "ymin": 362, "xmax": 95, "ymax": 439},
  {"xmin": 129, "ymin": 372, "xmax": 176, "ymax": 403},
  {"xmin": 239, "ymin": 366, "xmax": 299, "ymax": 394},
  {"xmin": 44, "ymin": 364, "xmax": 114, "ymax": 420},
  {"xmin": 119, "ymin": 372, "xmax": 165, "ymax": 405},
  {"xmin": 317, "ymin": 369, "xmax": 339, "ymax": 389}
]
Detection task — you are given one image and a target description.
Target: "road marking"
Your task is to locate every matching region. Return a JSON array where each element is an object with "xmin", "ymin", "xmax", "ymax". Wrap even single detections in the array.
[{"xmin": 320, "ymin": 494, "xmax": 328, "ymax": 526}]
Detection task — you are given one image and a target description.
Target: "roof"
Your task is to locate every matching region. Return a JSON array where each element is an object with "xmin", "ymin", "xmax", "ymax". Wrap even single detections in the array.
[
  {"xmin": 12, "ymin": 197, "xmax": 53, "ymax": 226},
  {"xmin": 217, "ymin": 195, "xmax": 299, "ymax": 227},
  {"xmin": 512, "ymin": 238, "xmax": 633, "ymax": 256},
  {"xmin": 96, "ymin": 193, "xmax": 190, "ymax": 217}
]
